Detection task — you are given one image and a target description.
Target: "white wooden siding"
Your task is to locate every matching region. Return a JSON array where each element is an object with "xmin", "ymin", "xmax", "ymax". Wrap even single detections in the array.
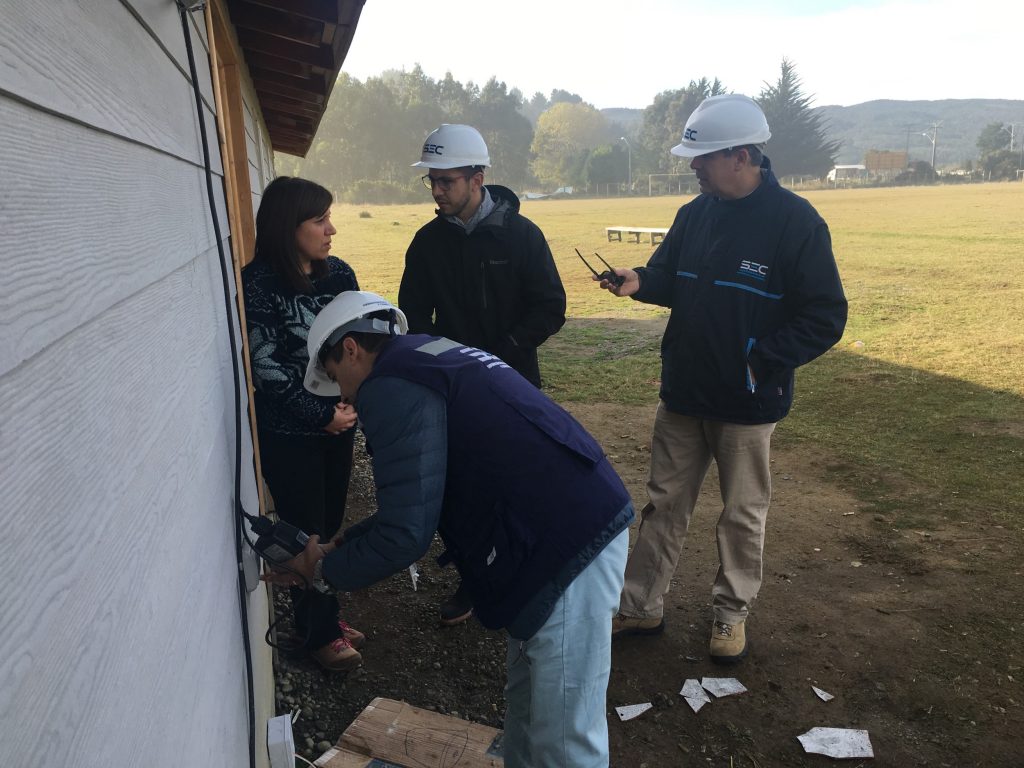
[
  {"xmin": 0, "ymin": 0, "xmax": 221, "ymax": 172},
  {"xmin": 0, "ymin": 1, "xmax": 272, "ymax": 765},
  {"xmin": 0, "ymin": 97, "xmax": 226, "ymax": 375}
]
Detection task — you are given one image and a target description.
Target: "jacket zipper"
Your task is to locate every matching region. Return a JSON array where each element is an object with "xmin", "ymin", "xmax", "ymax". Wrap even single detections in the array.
[{"xmin": 745, "ymin": 337, "xmax": 757, "ymax": 393}]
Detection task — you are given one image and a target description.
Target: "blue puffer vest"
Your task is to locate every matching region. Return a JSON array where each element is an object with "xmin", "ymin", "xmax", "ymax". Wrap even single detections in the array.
[{"xmin": 365, "ymin": 334, "xmax": 630, "ymax": 629}]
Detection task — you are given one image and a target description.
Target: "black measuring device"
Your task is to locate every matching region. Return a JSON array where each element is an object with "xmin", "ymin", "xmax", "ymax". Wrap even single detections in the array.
[
  {"xmin": 244, "ymin": 512, "xmax": 311, "ymax": 565},
  {"xmin": 576, "ymin": 248, "xmax": 625, "ymax": 288}
]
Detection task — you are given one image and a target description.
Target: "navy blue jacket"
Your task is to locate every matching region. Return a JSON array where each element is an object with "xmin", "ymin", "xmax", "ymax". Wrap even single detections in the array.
[
  {"xmin": 322, "ymin": 335, "xmax": 632, "ymax": 632},
  {"xmin": 633, "ymin": 159, "xmax": 847, "ymax": 424}
]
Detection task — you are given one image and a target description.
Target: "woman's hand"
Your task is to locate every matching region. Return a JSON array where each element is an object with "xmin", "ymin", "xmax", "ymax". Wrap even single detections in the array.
[{"xmin": 323, "ymin": 402, "xmax": 357, "ymax": 434}]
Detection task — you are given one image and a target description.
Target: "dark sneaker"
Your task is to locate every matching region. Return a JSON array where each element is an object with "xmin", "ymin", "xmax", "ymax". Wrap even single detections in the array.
[
  {"xmin": 439, "ymin": 583, "xmax": 473, "ymax": 625},
  {"xmin": 338, "ymin": 619, "xmax": 365, "ymax": 650},
  {"xmin": 611, "ymin": 613, "xmax": 665, "ymax": 638},
  {"xmin": 311, "ymin": 635, "xmax": 362, "ymax": 672},
  {"xmin": 709, "ymin": 619, "xmax": 748, "ymax": 664}
]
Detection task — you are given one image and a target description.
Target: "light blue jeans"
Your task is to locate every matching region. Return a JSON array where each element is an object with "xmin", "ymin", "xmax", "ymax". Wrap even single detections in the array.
[{"xmin": 503, "ymin": 527, "xmax": 629, "ymax": 768}]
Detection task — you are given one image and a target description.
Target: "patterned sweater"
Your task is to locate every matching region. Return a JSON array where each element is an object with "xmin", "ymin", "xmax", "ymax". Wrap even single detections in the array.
[{"xmin": 242, "ymin": 256, "xmax": 359, "ymax": 436}]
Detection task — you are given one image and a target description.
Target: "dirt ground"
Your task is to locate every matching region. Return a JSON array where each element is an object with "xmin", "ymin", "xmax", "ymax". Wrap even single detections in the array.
[{"xmin": 273, "ymin": 403, "xmax": 1023, "ymax": 767}]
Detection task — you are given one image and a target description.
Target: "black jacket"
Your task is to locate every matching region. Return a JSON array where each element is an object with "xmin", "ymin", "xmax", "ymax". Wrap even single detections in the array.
[
  {"xmin": 633, "ymin": 159, "xmax": 847, "ymax": 424},
  {"xmin": 398, "ymin": 185, "xmax": 566, "ymax": 386}
]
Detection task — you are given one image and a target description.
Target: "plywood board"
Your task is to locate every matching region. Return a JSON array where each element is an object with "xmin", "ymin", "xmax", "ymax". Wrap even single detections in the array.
[{"xmin": 315, "ymin": 698, "xmax": 504, "ymax": 768}]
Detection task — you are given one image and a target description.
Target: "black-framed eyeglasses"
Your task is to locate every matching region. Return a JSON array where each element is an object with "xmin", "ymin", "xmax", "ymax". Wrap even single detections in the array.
[{"xmin": 422, "ymin": 173, "xmax": 469, "ymax": 191}]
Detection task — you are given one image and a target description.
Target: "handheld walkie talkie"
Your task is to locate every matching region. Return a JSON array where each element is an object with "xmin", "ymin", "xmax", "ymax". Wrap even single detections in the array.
[{"xmin": 576, "ymin": 248, "xmax": 625, "ymax": 287}]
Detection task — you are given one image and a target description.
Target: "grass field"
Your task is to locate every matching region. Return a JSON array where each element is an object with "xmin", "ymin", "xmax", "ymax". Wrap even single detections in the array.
[{"xmin": 333, "ymin": 183, "xmax": 1024, "ymax": 529}]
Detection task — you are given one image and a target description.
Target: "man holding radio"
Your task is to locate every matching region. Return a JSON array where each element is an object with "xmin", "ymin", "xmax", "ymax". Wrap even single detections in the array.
[{"xmin": 599, "ymin": 95, "xmax": 847, "ymax": 664}]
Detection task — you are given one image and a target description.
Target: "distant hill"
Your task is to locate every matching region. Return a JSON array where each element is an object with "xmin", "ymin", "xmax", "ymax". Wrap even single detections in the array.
[
  {"xmin": 602, "ymin": 99, "xmax": 1024, "ymax": 169},
  {"xmin": 817, "ymin": 99, "xmax": 1024, "ymax": 167}
]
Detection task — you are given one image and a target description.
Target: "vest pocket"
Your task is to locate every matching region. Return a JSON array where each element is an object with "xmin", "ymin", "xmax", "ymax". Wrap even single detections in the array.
[{"xmin": 458, "ymin": 502, "xmax": 534, "ymax": 602}]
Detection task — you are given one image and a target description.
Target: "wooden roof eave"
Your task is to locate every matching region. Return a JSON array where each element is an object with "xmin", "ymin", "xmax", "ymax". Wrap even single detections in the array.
[{"xmin": 226, "ymin": 0, "xmax": 365, "ymax": 156}]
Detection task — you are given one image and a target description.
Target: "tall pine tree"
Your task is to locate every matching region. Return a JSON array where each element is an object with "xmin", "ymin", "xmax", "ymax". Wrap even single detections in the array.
[{"xmin": 757, "ymin": 59, "xmax": 840, "ymax": 178}]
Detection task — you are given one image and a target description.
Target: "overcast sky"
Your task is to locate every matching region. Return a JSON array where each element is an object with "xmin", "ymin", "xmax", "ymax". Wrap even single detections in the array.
[{"xmin": 342, "ymin": 0, "xmax": 1020, "ymax": 109}]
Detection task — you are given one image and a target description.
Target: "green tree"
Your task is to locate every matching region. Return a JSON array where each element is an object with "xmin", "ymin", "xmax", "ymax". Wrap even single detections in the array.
[
  {"xmin": 584, "ymin": 144, "xmax": 629, "ymax": 188},
  {"xmin": 282, "ymin": 73, "xmax": 408, "ymax": 193},
  {"xmin": 272, "ymin": 70, "xmax": 621, "ymax": 200},
  {"xmin": 637, "ymin": 78, "xmax": 726, "ymax": 175},
  {"xmin": 275, "ymin": 68, "xmax": 440, "ymax": 198},
  {"xmin": 520, "ymin": 91, "xmax": 549, "ymax": 125},
  {"xmin": 981, "ymin": 149, "xmax": 1018, "ymax": 180},
  {"xmin": 976, "ymin": 122, "xmax": 1020, "ymax": 180},
  {"xmin": 530, "ymin": 102, "xmax": 610, "ymax": 187},
  {"xmin": 465, "ymin": 78, "xmax": 534, "ymax": 192},
  {"xmin": 549, "ymin": 89, "xmax": 583, "ymax": 106},
  {"xmin": 976, "ymin": 122, "xmax": 1012, "ymax": 156},
  {"xmin": 756, "ymin": 59, "xmax": 840, "ymax": 178},
  {"xmin": 438, "ymin": 72, "xmax": 472, "ymax": 117}
]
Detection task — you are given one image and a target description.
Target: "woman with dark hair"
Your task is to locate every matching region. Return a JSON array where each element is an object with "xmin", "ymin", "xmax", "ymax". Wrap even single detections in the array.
[{"xmin": 242, "ymin": 176, "xmax": 365, "ymax": 671}]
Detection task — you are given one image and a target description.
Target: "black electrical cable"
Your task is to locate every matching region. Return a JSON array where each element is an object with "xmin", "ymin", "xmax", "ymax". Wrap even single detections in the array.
[
  {"xmin": 240, "ymin": 511, "xmax": 322, "ymax": 652},
  {"xmin": 176, "ymin": 5, "xmax": 256, "ymax": 768},
  {"xmin": 264, "ymin": 594, "xmax": 316, "ymax": 654}
]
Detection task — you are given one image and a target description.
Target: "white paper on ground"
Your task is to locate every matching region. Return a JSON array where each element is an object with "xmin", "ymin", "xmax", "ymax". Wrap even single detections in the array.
[
  {"xmin": 701, "ymin": 677, "xmax": 748, "ymax": 698},
  {"xmin": 797, "ymin": 727, "xmax": 874, "ymax": 759},
  {"xmin": 679, "ymin": 679, "xmax": 712, "ymax": 713},
  {"xmin": 812, "ymin": 685, "xmax": 835, "ymax": 702},
  {"xmin": 615, "ymin": 703, "xmax": 653, "ymax": 721},
  {"xmin": 408, "ymin": 563, "xmax": 419, "ymax": 591}
]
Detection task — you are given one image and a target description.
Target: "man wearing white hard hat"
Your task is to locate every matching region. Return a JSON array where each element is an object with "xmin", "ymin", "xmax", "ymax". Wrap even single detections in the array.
[
  {"xmin": 399, "ymin": 124, "xmax": 567, "ymax": 624},
  {"xmin": 598, "ymin": 94, "xmax": 848, "ymax": 663},
  {"xmin": 266, "ymin": 291, "xmax": 633, "ymax": 768}
]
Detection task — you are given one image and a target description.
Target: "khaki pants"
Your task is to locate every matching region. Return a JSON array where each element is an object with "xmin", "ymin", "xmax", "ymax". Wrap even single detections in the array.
[{"xmin": 619, "ymin": 403, "xmax": 775, "ymax": 625}]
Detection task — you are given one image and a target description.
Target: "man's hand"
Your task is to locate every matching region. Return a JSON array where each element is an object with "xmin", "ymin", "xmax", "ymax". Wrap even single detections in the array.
[
  {"xmin": 596, "ymin": 267, "xmax": 640, "ymax": 297},
  {"xmin": 260, "ymin": 535, "xmax": 326, "ymax": 589},
  {"xmin": 323, "ymin": 403, "xmax": 357, "ymax": 435}
]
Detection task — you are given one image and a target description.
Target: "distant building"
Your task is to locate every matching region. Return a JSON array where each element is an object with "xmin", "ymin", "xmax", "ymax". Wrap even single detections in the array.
[
  {"xmin": 827, "ymin": 164, "xmax": 868, "ymax": 184},
  {"xmin": 865, "ymin": 150, "xmax": 909, "ymax": 181}
]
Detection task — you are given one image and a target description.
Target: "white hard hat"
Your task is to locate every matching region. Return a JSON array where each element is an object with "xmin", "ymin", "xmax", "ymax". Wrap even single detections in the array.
[
  {"xmin": 304, "ymin": 291, "xmax": 408, "ymax": 396},
  {"xmin": 670, "ymin": 94, "xmax": 771, "ymax": 158},
  {"xmin": 412, "ymin": 124, "xmax": 490, "ymax": 169}
]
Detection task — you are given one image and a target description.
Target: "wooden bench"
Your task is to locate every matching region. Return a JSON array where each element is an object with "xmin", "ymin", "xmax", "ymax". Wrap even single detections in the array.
[{"xmin": 605, "ymin": 226, "xmax": 669, "ymax": 246}]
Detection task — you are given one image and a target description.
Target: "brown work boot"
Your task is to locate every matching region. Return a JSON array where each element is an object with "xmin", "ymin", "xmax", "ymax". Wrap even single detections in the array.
[
  {"xmin": 709, "ymin": 619, "xmax": 748, "ymax": 664},
  {"xmin": 311, "ymin": 635, "xmax": 362, "ymax": 672},
  {"xmin": 338, "ymin": 619, "xmax": 365, "ymax": 650},
  {"xmin": 611, "ymin": 613, "xmax": 665, "ymax": 638}
]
